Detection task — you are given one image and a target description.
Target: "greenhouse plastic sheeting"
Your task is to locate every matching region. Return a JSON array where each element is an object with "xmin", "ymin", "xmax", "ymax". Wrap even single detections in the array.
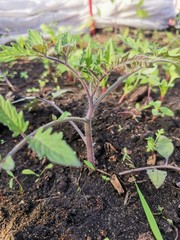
[{"xmin": 0, "ymin": 0, "xmax": 175, "ymax": 44}]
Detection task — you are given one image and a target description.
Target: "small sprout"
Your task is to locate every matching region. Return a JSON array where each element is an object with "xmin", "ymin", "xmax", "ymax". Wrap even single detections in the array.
[
  {"xmin": 102, "ymin": 175, "xmax": 110, "ymax": 181},
  {"xmin": 6, "ymin": 170, "xmax": 23, "ymax": 193},
  {"xmin": 122, "ymin": 147, "xmax": 131, "ymax": 162},
  {"xmin": 20, "ymin": 71, "xmax": 29, "ymax": 79},
  {"xmin": 117, "ymin": 125, "xmax": 123, "ymax": 132}
]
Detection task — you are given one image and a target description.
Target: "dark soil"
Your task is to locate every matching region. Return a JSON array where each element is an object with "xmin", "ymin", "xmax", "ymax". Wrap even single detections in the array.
[{"xmin": 0, "ymin": 32, "xmax": 180, "ymax": 240}]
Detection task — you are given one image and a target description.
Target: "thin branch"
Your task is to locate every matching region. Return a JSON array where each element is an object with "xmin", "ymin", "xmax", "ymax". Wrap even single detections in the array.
[
  {"xmin": 0, "ymin": 69, "xmax": 16, "ymax": 92},
  {"xmin": 94, "ymin": 67, "xmax": 142, "ymax": 109},
  {"xmin": 119, "ymin": 164, "xmax": 180, "ymax": 176},
  {"xmin": 44, "ymin": 55, "xmax": 91, "ymax": 99},
  {"xmin": 38, "ymin": 97, "xmax": 86, "ymax": 143},
  {"xmin": 2, "ymin": 117, "xmax": 87, "ymax": 165},
  {"xmin": 96, "ymin": 168, "xmax": 111, "ymax": 176},
  {"xmin": 152, "ymin": 58, "xmax": 179, "ymax": 65}
]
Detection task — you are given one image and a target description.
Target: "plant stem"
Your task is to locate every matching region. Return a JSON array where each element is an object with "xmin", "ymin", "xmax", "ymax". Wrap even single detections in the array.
[
  {"xmin": 2, "ymin": 117, "xmax": 87, "ymax": 166},
  {"xmin": 0, "ymin": 69, "xmax": 16, "ymax": 92},
  {"xmin": 119, "ymin": 164, "xmax": 180, "ymax": 176},
  {"xmin": 94, "ymin": 67, "xmax": 142, "ymax": 110},
  {"xmin": 38, "ymin": 97, "xmax": 86, "ymax": 143},
  {"xmin": 84, "ymin": 96, "xmax": 95, "ymax": 165},
  {"xmin": 84, "ymin": 119, "xmax": 94, "ymax": 164}
]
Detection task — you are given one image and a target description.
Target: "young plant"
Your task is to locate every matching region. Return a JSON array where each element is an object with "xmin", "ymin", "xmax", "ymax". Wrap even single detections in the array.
[
  {"xmin": 22, "ymin": 163, "xmax": 53, "ymax": 182},
  {"xmin": 144, "ymin": 100, "xmax": 174, "ymax": 120},
  {"xmin": 145, "ymin": 129, "xmax": 174, "ymax": 188},
  {"xmin": 0, "ymin": 29, "xmax": 179, "ymax": 175},
  {"xmin": 6, "ymin": 170, "xmax": 23, "ymax": 193}
]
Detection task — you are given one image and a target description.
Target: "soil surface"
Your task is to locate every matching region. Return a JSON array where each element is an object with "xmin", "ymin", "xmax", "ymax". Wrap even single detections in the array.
[{"xmin": 0, "ymin": 30, "xmax": 180, "ymax": 240}]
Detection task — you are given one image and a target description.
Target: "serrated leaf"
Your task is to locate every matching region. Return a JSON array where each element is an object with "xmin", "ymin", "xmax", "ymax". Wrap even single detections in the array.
[
  {"xmin": 55, "ymin": 36, "xmax": 62, "ymax": 55},
  {"xmin": 147, "ymin": 169, "xmax": 167, "ymax": 189},
  {"xmin": 27, "ymin": 29, "xmax": 47, "ymax": 54},
  {"xmin": 135, "ymin": 182, "xmax": 163, "ymax": 240},
  {"xmin": 59, "ymin": 111, "xmax": 71, "ymax": 121},
  {"xmin": 84, "ymin": 160, "xmax": 95, "ymax": 170},
  {"xmin": 0, "ymin": 95, "xmax": 29, "ymax": 137},
  {"xmin": 22, "ymin": 169, "xmax": 39, "ymax": 177},
  {"xmin": 96, "ymin": 49, "xmax": 103, "ymax": 64},
  {"xmin": 2, "ymin": 156, "xmax": 15, "ymax": 171},
  {"xmin": 29, "ymin": 127, "xmax": 81, "ymax": 167},
  {"xmin": 168, "ymin": 48, "xmax": 180, "ymax": 57},
  {"xmin": 85, "ymin": 42, "xmax": 93, "ymax": 67},
  {"xmin": 0, "ymin": 43, "xmax": 35, "ymax": 62},
  {"xmin": 156, "ymin": 136, "xmax": 174, "ymax": 161},
  {"xmin": 104, "ymin": 39, "xmax": 114, "ymax": 65}
]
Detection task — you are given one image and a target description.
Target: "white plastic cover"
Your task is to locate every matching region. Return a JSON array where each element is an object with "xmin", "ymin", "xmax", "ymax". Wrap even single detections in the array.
[{"xmin": 0, "ymin": 0, "xmax": 175, "ymax": 44}]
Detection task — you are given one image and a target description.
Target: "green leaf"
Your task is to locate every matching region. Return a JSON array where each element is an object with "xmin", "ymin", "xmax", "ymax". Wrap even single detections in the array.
[
  {"xmin": 0, "ymin": 43, "xmax": 35, "ymax": 62},
  {"xmin": 159, "ymin": 107, "xmax": 174, "ymax": 117},
  {"xmin": 44, "ymin": 163, "xmax": 54, "ymax": 170},
  {"xmin": 96, "ymin": 49, "xmax": 103, "ymax": 64},
  {"xmin": 152, "ymin": 109, "xmax": 159, "ymax": 116},
  {"xmin": 0, "ymin": 95, "xmax": 29, "ymax": 137},
  {"xmin": 147, "ymin": 169, "xmax": 167, "ymax": 189},
  {"xmin": 6, "ymin": 170, "xmax": 14, "ymax": 178},
  {"xmin": 59, "ymin": 111, "xmax": 71, "ymax": 121},
  {"xmin": 29, "ymin": 127, "xmax": 81, "ymax": 167},
  {"xmin": 2, "ymin": 156, "xmax": 15, "ymax": 171},
  {"xmin": 85, "ymin": 42, "xmax": 93, "ymax": 67},
  {"xmin": 52, "ymin": 89, "xmax": 72, "ymax": 99},
  {"xmin": 104, "ymin": 39, "xmax": 114, "ymax": 65},
  {"xmin": 137, "ymin": 0, "xmax": 144, "ymax": 7},
  {"xmin": 22, "ymin": 169, "xmax": 39, "ymax": 177},
  {"xmin": 27, "ymin": 29, "xmax": 47, "ymax": 54},
  {"xmin": 84, "ymin": 160, "xmax": 95, "ymax": 170},
  {"xmin": 9, "ymin": 178, "xmax": 14, "ymax": 189},
  {"xmin": 55, "ymin": 36, "xmax": 62, "ymax": 55},
  {"xmin": 136, "ymin": 9, "xmax": 149, "ymax": 19},
  {"xmin": 102, "ymin": 175, "xmax": 110, "ymax": 181},
  {"xmin": 135, "ymin": 182, "xmax": 163, "ymax": 240},
  {"xmin": 156, "ymin": 136, "xmax": 174, "ymax": 161},
  {"xmin": 19, "ymin": 184, "xmax": 23, "ymax": 194}
]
